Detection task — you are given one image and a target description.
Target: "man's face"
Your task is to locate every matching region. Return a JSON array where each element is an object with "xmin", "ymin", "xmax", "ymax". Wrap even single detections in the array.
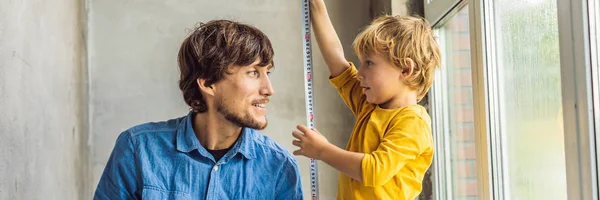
[{"xmin": 211, "ymin": 58, "xmax": 274, "ymax": 130}]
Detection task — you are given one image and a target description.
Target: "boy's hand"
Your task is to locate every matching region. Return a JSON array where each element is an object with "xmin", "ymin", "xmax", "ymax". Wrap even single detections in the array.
[{"xmin": 292, "ymin": 125, "xmax": 332, "ymax": 159}]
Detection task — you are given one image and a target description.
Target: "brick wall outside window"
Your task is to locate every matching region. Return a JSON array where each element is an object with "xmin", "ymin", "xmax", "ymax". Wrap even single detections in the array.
[{"xmin": 447, "ymin": 8, "xmax": 478, "ymax": 200}]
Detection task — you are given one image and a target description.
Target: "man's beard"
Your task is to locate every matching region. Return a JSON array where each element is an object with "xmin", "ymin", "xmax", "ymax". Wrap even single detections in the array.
[{"xmin": 217, "ymin": 101, "xmax": 268, "ymax": 130}]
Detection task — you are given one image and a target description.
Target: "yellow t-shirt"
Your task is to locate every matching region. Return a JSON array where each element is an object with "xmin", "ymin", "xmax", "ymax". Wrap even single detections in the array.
[{"xmin": 328, "ymin": 63, "xmax": 434, "ymax": 200}]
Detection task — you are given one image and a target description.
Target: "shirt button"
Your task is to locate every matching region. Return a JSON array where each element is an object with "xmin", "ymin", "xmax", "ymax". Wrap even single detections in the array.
[{"xmin": 213, "ymin": 165, "xmax": 219, "ymax": 171}]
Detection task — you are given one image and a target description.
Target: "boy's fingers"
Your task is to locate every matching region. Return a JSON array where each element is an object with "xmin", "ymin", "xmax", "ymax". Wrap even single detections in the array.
[
  {"xmin": 293, "ymin": 150, "xmax": 303, "ymax": 156},
  {"xmin": 292, "ymin": 140, "xmax": 302, "ymax": 147},
  {"xmin": 296, "ymin": 124, "xmax": 311, "ymax": 133},
  {"xmin": 292, "ymin": 131, "xmax": 304, "ymax": 139},
  {"xmin": 312, "ymin": 128, "xmax": 321, "ymax": 134}
]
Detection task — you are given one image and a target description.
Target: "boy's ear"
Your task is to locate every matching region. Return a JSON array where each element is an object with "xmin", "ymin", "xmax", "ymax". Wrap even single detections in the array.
[
  {"xmin": 400, "ymin": 58, "xmax": 415, "ymax": 79},
  {"xmin": 197, "ymin": 78, "xmax": 216, "ymax": 97}
]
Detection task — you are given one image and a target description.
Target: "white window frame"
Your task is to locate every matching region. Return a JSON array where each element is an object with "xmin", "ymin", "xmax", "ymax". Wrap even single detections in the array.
[
  {"xmin": 426, "ymin": 0, "xmax": 600, "ymax": 199},
  {"xmin": 425, "ymin": 0, "xmax": 463, "ymax": 27},
  {"xmin": 427, "ymin": 0, "xmax": 494, "ymax": 199},
  {"xmin": 430, "ymin": 33, "xmax": 453, "ymax": 199},
  {"xmin": 557, "ymin": 0, "xmax": 599, "ymax": 199},
  {"xmin": 468, "ymin": 0, "xmax": 496, "ymax": 198},
  {"xmin": 591, "ymin": 0, "xmax": 600, "ymax": 192}
]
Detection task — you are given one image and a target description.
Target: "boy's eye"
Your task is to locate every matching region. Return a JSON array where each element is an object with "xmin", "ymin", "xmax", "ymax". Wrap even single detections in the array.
[{"xmin": 365, "ymin": 60, "xmax": 374, "ymax": 66}]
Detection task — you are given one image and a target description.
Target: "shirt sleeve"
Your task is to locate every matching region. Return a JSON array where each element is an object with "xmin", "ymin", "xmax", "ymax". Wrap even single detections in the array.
[
  {"xmin": 361, "ymin": 115, "xmax": 431, "ymax": 187},
  {"xmin": 93, "ymin": 131, "xmax": 140, "ymax": 200},
  {"xmin": 274, "ymin": 157, "xmax": 304, "ymax": 200},
  {"xmin": 328, "ymin": 62, "xmax": 368, "ymax": 117}
]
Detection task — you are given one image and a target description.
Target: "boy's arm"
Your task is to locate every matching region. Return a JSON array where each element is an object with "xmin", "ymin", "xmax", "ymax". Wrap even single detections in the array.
[
  {"xmin": 310, "ymin": 0, "xmax": 350, "ymax": 78},
  {"xmin": 311, "ymin": 0, "xmax": 367, "ymax": 116},
  {"xmin": 360, "ymin": 116, "xmax": 430, "ymax": 186},
  {"xmin": 293, "ymin": 116, "xmax": 430, "ymax": 186},
  {"xmin": 329, "ymin": 64, "xmax": 367, "ymax": 117},
  {"xmin": 319, "ymin": 143, "xmax": 365, "ymax": 182},
  {"xmin": 292, "ymin": 125, "xmax": 364, "ymax": 181}
]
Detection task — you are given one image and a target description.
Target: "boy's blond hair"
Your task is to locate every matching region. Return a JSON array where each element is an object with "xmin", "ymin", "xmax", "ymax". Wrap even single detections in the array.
[{"xmin": 352, "ymin": 15, "xmax": 441, "ymax": 101}]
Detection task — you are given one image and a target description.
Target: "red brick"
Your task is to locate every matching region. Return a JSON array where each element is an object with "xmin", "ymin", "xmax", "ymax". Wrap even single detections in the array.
[
  {"xmin": 449, "ymin": 21, "xmax": 459, "ymax": 32},
  {"xmin": 452, "ymin": 53, "xmax": 470, "ymax": 69},
  {"xmin": 455, "ymin": 125, "xmax": 473, "ymax": 142},
  {"xmin": 458, "ymin": 17, "xmax": 469, "ymax": 33},
  {"xmin": 449, "ymin": 12, "xmax": 469, "ymax": 33},
  {"xmin": 456, "ymin": 143, "xmax": 476, "ymax": 159},
  {"xmin": 453, "ymin": 70, "xmax": 472, "ymax": 87},
  {"xmin": 465, "ymin": 180, "xmax": 478, "ymax": 196},
  {"xmin": 455, "ymin": 161, "xmax": 474, "ymax": 178},
  {"xmin": 457, "ymin": 179, "xmax": 478, "ymax": 196},
  {"xmin": 452, "ymin": 34, "xmax": 471, "ymax": 51},
  {"xmin": 454, "ymin": 107, "xmax": 474, "ymax": 123},
  {"xmin": 453, "ymin": 89, "xmax": 471, "ymax": 105}
]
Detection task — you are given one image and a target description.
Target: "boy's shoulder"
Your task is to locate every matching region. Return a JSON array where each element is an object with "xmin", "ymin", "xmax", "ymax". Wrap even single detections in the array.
[
  {"xmin": 387, "ymin": 104, "xmax": 431, "ymax": 128},
  {"xmin": 389, "ymin": 104, "xmax": 433, "ymax": 145},
  {"xmin": 400, "ymin": 104, "xmax": 430, "ymax": 119}
]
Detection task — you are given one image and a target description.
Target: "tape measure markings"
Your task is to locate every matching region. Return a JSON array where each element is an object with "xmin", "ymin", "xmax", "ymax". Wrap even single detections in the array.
[{"xmin": 301, "ymin": 0, "xmax": 319, "ymax": 199}]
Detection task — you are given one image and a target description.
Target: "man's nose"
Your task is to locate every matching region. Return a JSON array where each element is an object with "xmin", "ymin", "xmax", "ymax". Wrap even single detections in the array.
[{"xmin": 260, "ymin": 76, "xmax": 274, "ymax": 96}]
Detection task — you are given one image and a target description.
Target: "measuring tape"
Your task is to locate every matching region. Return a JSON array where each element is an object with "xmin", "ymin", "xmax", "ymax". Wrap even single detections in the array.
[{"xmin": 301, "ymin": 0, "xmax": 319, "ymax": 199}]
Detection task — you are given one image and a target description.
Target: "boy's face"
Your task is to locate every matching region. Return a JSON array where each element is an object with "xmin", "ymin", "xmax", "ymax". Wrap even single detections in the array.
[
  {"xmin": 356, "ymin": 54, "xmax": 411, "ymax": 108},
  {"xmin": 208, "ymin": 58, "xmax": 274, "ymax": 130}
]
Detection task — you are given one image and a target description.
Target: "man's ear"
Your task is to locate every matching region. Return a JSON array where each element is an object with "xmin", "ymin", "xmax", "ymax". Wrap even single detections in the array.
[
  {"xmin": 197, "ymin": 78, "xmax": 216, "ymax": 97},
  {"xmin": 400, "ymin": 58, "xmax": 415, "ymax": 79}
]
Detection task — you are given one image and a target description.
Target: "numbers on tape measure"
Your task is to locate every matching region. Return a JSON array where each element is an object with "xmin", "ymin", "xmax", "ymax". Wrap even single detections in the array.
[{"xmin": 302, "ymin": 0, "xmax": 319, "ymax": 199}]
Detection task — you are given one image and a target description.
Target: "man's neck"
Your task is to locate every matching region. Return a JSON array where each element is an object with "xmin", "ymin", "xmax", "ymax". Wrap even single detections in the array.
[{"xmin": 192, "ymin": 111, "xmax": 242, "ymax": 150}]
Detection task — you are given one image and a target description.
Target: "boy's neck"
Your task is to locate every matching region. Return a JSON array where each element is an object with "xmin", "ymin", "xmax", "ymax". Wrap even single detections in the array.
[{"xmin": 379, "ymin": 92, "xmax": 418, "ymax": 109}]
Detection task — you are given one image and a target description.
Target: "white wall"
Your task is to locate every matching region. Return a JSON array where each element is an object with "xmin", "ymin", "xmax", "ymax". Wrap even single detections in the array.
[{"xmin": 0, "ymin": 0, "xmax": 88, "ymax": 199}]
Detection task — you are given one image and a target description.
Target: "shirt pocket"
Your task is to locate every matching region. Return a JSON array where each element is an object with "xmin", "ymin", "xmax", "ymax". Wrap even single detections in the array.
[
  {"xmin": 228, "ymin": 183, "xmax": 269, "ymax": 200},
  {"xmin": 142, "ymin": 186, "xmax": 191, "ymax": 200}
]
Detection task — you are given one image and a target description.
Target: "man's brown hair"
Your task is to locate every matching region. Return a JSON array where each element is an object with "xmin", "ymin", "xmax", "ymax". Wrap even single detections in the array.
[{"xmin": 177, "ymin": 20, "xmax": 274, "ymax": 113}]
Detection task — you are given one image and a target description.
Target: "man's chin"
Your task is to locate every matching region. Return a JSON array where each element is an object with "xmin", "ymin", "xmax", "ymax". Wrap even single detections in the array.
[
  {"xmin": 219, "ymin": 106, "xmax": 267, "ymax": 129},
  {"xmin": 250, "ymin": 118, "xmax": 268, "ymax": 130}
]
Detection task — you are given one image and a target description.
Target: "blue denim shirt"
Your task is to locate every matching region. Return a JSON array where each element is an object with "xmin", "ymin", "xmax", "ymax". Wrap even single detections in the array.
[{"xmin": 94, "ymin": 112, "xmax": 303, "ymax": 200}]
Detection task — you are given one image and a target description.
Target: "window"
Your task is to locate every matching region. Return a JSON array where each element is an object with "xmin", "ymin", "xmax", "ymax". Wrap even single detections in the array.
[
  {"xmin": 427, "ymin": 0, "xmax": 600, "ymax": 198},
  {"xmin": 588, "ymin": 0, "xmax": 600, "ymax": 184},
  {"xmin": 487, "ymin": 0, "xmax": 568, "ymax": 198},
  {"xmin": 431, "ymin": 5, "xmax": 479, "ymax": 200}
]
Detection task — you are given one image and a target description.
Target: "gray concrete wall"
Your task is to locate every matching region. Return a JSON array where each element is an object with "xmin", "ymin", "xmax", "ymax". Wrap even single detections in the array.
[
  {"xmin": 88, "ymin": 0, "xmax": 369, "ymax": 199},
  {"xmin": 0, "ymin": 0, "xmax": 88, "ymax": 199}
]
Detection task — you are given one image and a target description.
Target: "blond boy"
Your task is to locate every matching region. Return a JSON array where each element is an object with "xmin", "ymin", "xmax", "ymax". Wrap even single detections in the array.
[{"xmin": 290, "ymin": 0, "xmax": 441, "ymax": 199}]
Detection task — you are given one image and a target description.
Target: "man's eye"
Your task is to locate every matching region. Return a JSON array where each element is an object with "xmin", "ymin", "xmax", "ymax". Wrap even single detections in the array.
[{"xmin": 249, "ymin": 71, "xmax": 259, "ymax": 76}]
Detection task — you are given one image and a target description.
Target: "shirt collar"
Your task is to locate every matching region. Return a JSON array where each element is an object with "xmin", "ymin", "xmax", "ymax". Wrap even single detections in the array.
[{"xmin": 176, "ymin": 112, "xmax": 256, "ymax": 160}]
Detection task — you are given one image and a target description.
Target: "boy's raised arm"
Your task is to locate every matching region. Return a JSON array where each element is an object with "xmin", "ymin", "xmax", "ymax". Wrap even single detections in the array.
[{"xmin": 310, "ymin": 0, "xmax": 351, "ymax": 78}]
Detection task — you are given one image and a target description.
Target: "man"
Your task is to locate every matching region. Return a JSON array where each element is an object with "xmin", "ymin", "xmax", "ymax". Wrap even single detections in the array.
[{"xmin": 94, "ymin": 19, "xmax": 303, "ymax": 200}]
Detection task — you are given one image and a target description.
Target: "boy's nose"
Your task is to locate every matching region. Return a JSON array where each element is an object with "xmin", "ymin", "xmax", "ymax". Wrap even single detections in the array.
[{"xmin": 357, "ymin": 68, "xmax": 365, "ymax": 81}]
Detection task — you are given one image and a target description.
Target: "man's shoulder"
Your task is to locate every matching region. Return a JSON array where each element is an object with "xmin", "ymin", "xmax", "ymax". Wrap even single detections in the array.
[
  {"xmin": 247, "ymin": 130, "xmax": 298, "ymax": 164},
  {"xmin": 116, "ymin": 115, "xmax": 187, "ymax": 145},
  {"xmin": 127, "ymin": 116, "xmax": 185, "ymax": 135}
]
